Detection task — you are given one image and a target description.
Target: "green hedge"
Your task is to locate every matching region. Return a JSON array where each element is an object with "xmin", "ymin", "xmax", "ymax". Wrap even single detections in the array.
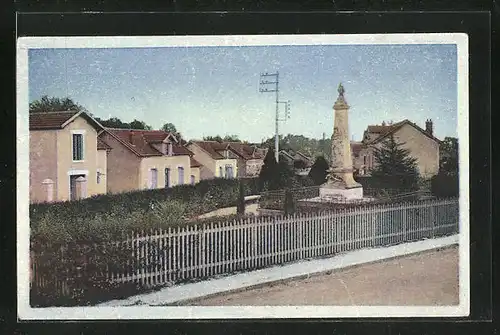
[
  {"xmin": 355, "ymin": 175, "xmax": 419, "ymax": 193},
  {"xmin": 30, "ymin": 178, "xmax": 261, "ymax": 243},
  {"xmin": 431, "ymin": 174, "xmax": 459, "ymax": 198}
]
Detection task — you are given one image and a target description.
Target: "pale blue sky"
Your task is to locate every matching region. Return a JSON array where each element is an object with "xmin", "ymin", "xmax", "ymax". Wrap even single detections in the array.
[{"xmin": 29, "ymin": 44, "xmax": 457, "ymax": 143}]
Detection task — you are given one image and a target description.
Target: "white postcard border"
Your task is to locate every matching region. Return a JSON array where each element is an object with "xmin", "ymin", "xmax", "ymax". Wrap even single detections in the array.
[{"xmin": 17, "ymin": 33, "xmax": 470, "ymax": 320}]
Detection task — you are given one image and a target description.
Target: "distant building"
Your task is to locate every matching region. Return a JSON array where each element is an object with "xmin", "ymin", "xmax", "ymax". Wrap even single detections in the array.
[
  {"xmin": 186, "ymin": 141, "xmax": 267, "ymax": 179},
  {"xmin": 186, "ymin": 141, "xmax": 239, "ymax": 180},
  {"xmin": 99, "ymin": 129, "xmax": 199, "ymax": 193},
  {"xmin": 279, "ymin": 149, "xmax": 314, "ymax": 176},
  {"xmin": 29, "ymin": 111, "xmax": 110, "ymax": 203},
  {"xmin": 351, "ymin": 119, "xmax": 441, "ymax": 178},
  {"xmin": 224, "ymin": 142, "xmax": 268, "ymax": 178}
]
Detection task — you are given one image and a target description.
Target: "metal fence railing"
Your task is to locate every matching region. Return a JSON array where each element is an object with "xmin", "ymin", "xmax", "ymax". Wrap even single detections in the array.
[{"xmin": 31, "ymin": 198, "xmax": 459, "ymax": 306}]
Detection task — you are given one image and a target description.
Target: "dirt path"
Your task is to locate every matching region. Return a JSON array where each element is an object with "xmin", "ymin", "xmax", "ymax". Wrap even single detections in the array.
[
  {"xmin": 196, "ymin": 203, "xmax": 259, "ymax": 219},
  {"xmin": 184, "ymin": 246, "xmax": 459, "ymax": 306}
]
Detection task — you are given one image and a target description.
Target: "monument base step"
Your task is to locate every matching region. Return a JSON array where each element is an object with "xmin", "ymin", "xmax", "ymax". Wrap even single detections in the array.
[{"xmin": 319, "ymin": 185, "xmax": 364, "ymax": 200}]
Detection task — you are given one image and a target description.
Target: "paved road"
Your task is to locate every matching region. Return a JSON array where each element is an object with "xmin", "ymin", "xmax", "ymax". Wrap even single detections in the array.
[{"xmin": 184, "ymin": 246, "xmax": 459, "ymax": 306}]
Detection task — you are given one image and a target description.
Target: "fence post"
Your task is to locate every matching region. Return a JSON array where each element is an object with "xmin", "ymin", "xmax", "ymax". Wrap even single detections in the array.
[
  {"xmin": 402, "ymin": 202, "xmax": 408, "ymax": 242},
  {"xmin": 252, "ymin": 217, "xmax": 257, "ymax": 269},
  {"xmin": 371, "ymin": 206, "xmax": 376, "ymax": 247},
  {"xmin": 431, "ymin": 202, "xmax": 436, "ymax": 238}
]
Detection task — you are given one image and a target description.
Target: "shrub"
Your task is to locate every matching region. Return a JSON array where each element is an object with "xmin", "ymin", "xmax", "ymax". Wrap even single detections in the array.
[
  {"xmin": 308, "ymin": 156, "xmax": 329, "ymax": 185},
  {"xmin": 355, "ymin": 175, "xmax": 418, "ymax": 194}
]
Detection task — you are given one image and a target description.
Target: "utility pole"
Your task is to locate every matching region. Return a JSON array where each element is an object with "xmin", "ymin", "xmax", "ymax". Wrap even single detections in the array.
[{"xmin": 259, "ymin": 71, "xmax": 290, "ymax": 162}]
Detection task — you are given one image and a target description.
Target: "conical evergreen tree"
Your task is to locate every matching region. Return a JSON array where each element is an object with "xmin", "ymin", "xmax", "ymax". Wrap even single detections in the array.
[
  {"xmin": 259, "ymin": 148, "xmax": 296, "ymax": 191},
  {"xmin": 259, "ymin": 148, "xmax": 279, "ymax": 191},
  {"xmin": 308, "ymin": 156, "xmax": 330, "ymax": 185},
  {"xmin": 371, "ymin": 134, "xmax": 419, "ymax": 190},
  {"xmin": 277, "ymin": 160, "xmax": 295, "ymax": 189}
]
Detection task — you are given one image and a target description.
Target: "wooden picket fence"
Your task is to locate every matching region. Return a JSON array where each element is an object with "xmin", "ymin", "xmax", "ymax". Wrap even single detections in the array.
[{"xmin": 31, "ymin": 198, "xmax": 459, "ymax": 302}]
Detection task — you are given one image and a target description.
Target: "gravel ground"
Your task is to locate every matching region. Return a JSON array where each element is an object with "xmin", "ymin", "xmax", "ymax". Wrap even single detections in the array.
[{"xmin": 184, "ymin": 246, "xmax": 459, "ymax": 306}]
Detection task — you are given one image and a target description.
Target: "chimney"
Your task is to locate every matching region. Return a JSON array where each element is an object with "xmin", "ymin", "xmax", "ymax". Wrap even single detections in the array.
[{"xmin": 425, "ymin": 119, "xmax": 433, "ymax": 136}]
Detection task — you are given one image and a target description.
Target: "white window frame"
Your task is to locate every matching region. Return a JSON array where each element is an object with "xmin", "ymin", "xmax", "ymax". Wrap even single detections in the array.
[
  {"xmin": 96, "ymin": 168, "xmax": 103, "ymax": 184},
  {"xmin": 150, "ymin": 168, "xmax": 158, "ymax": 189},
  {"xmin": 164, "ymin": 167, "xmax": 171, "ymax": 188},
  {"xmin": 225, "ymin": 164, "xmax": 234, "ymax": 179},
  {"xmin": 177, "ymin": 166, "xmax": 185, "ymax": 185},
  {"xmin": 71, "ymin": 130, "xmax": 86, "ymax": 162}
]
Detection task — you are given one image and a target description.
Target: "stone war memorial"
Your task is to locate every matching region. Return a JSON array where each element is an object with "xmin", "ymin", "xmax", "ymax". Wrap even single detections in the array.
[{"xmin": 303, "ymin": 83, "xmax": 373, "ymax": 205}]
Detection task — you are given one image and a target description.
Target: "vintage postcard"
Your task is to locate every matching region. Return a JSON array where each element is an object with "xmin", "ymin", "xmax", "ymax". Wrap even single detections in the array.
[{"xmin": 17, "ymin": 33, "xmax": 469, "ymax": 319}]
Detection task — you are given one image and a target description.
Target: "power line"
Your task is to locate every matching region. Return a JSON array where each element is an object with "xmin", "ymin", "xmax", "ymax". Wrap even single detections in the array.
[{"xmin": 259, "ymin": 71, "xmax": 291, "ymax": 162}]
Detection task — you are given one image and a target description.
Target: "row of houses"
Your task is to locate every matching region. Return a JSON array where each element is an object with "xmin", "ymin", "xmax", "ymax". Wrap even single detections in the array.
[
  {"xmin": 29, "ymin": 110, "xmax": 440, "ymax": 204},
  {"xmin": 29, "ymin": 111, "xmax": 274, "ymax": 204}
]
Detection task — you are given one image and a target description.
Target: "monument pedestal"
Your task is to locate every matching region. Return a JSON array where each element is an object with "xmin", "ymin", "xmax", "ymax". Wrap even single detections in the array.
[{"xmin": 319, "ymin": 184, "xmax": 364, "ymax": 200}]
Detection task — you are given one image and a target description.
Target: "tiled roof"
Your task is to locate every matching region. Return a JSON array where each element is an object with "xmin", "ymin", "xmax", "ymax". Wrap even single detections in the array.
[
  {"xmin": 226, "ymin": 142, "xmax": 266, "ymax": 160},
  {"xmin": 191, "ymin": 141, "xmax": 227, "ymax": 160},
  {"xmin": 29, "ymin": 111, "xmax": 80, "ymax": 130},
  {"xmin": 97, "ymin": 137, "xmax": 112, "ymax": 151},
  {"xmin": 364, "ymin": 119, "xmax": 441, "ymax": 145},
  {"xmin": 104, "ymin": 128, "xmax": 192, "ymax": 157},
  {"xmin": 366, "ymin": 125, "xmax": 394, "ymax": 134},
  {"xmin": 279, "ymin": 150, "xmax": 314, "ymax": 166},
  {"xmin": 192, "ymin": 141, "xmax": 267, "ymax": 161},
  {"xmin": 29, "ymin": 110, "xmax": 104, "ymax": 132},
  {"xmin": 295, "ymin": 151, "xmax": 313, "ymax": 162},
  {"xmin": 279, "ymin": 150, "xmax": 295, "ymax": 161},
  {"xmin": 141, "ymin": 131, "xmax": 169, "ymax": 143},
  {"xmin": 172, "ymin": 144, "xmax": 193, "ymax": 156},
  {"xmin": 190, "ymin": 157, "xmax": 202, "ymax": 168}
]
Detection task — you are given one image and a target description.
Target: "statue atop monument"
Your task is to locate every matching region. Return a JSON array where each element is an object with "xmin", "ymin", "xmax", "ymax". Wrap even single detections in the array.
[
  {"xmin": 337, "ymin": 82, "xmax": 345, "ymax": 97},
  {"xmin": 334, "ymin": 82, "xmax": 349, "ymax": 109}
]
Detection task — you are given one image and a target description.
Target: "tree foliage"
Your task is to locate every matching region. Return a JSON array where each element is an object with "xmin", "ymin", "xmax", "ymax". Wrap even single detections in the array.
[
  {"xmin": 371, "ymin": 134, "xmax": 419, "ymax": 190},
  {"xmin": 203, "ymin": 135, "xmax": 223, "ymax": 142},
  {"xmin": 96, "ymin": 117, "xmax": 128, "ymax": 128},
  {"xmin": 96, "ymin": 117, "xmax": 152, "ymax": 130},
  {"xmin": 223, "ymin": 135, "xmax": 241, "ymax": 142},
  {"xmin": 203, "ymin": 135, "xmax": 241, "ymax": 142},
  {"xmin": 260, "ymin": 134, "xmax": 332, "ymax": 161},
  {"xmin": 29, "ymin": 96, "xmax": 88, "ymax": 113},
  {"xmin": 129, "ymin": 119, "xmax": 152, "ymax": 130},
  {"xmin": 308, "ymin": 156, "xmax": 330, "ymax": 185},
  {"xmin": 161, "ymin": 123, "xmax": 177, "ymax": 133},
  {"xmin": 439, "ymin": 137, "xmax": 458, "ymax": 175}
]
